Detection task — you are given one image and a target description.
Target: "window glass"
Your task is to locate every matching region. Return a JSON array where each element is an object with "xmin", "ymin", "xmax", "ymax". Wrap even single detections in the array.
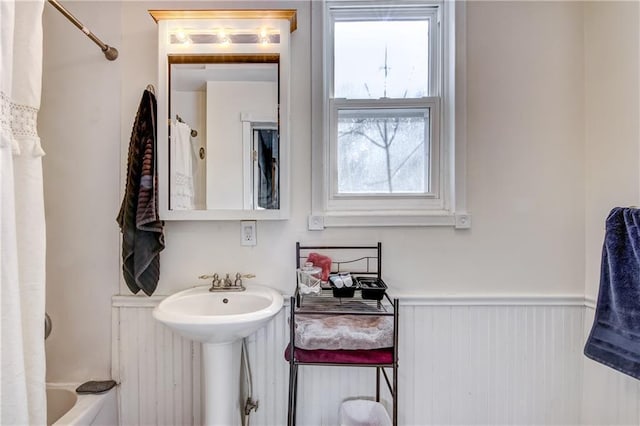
[
  {"xmin": 336, "ymin": 108, "xmax": 430, "ymax": 194},
  {"xmin": 334, "ymin": 20, "xmax": 429, "ymax": 99}
]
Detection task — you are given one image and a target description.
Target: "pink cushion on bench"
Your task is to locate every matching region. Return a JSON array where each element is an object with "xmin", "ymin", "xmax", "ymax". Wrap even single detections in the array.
[{"xmin": 284, "ymin": 344, "xmax": 393, "ymax": 364}]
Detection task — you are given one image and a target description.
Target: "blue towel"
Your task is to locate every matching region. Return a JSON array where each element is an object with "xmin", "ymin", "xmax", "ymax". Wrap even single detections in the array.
[{"xmin": 584, "ymin": 207, "xmax": 640, "ymax": 380}]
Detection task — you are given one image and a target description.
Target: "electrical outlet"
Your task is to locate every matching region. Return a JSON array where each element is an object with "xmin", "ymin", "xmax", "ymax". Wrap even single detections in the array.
[
  {"xmin": 454, "ymin": 213, "xmax": 471, "ymax": 229},
  {"xmin": 240, "ymin": 221, "xmax": 257, "ymax": 246},
  {"xmin": 308, "ymin": 215, "xmax": 325, "ymax": 231}
]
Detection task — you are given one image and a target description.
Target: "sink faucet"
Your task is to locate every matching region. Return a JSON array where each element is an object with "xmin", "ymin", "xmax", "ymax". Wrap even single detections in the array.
[{"xmin": 199, "ymin": 273, "xmax": 253, "ymax": 292}]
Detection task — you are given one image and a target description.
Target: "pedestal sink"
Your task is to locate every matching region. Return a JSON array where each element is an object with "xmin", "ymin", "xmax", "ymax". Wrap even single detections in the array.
[{"xmin": 152, "ymin": 284, "xmax": 283, "ymax": 426}]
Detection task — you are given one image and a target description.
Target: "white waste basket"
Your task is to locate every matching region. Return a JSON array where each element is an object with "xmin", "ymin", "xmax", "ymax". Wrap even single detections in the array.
[{"xmin": 339, "ymin": 399, "xmax": 392, "ymax": 426}]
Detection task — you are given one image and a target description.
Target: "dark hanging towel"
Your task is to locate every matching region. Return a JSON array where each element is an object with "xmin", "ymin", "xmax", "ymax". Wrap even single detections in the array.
[
  {"xmin": 584, "ymin": 207, "xmax": 640, "ymax": 380},
  {"xmin": 116, "ymin": 89, "xmax": 164, "ymax": 296},
  {"xmin": 257, "ymin": 129, "xmax": 279, "ymax": 210}
]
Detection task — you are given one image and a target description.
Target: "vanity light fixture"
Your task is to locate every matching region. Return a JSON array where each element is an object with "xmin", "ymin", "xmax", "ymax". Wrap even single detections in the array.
[{"xmin": 169, "ymin": 28, "xmax": 280, "ymax": 45}]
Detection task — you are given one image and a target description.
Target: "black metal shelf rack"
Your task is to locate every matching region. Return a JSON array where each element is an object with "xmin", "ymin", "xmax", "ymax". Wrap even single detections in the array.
[{"xmin": 287, "ymin": 243, "xmax": 399, "ymax": 426}]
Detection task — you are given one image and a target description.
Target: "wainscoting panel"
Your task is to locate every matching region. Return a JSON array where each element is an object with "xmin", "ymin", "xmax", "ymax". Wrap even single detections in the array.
[
  {"xmin": 113, "ymin": 299, "xmax": 202, "ymax": 426},
  {"xmin": 397, "ymin": 303, "xmax": 584, "ymax": 426},
  {"xmin": 581, "ymin": 307, "xmax": 640, "ymax": 426},
  {"xmin": 113, "ymin": 296, "xmax": 585, "ymax": 426}
]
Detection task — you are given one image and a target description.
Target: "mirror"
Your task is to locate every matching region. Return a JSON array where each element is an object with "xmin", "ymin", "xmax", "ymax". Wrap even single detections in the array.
[
  {"xmin": 151, "ymin": 10, "xmax": 296, "ymax": 220},
  {"xmin": 169, "ymin": 56, "xmax": 279, "ymax": 211}
]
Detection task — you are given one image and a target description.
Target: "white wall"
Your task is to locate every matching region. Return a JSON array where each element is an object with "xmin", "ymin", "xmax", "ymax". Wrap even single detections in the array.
[
  {"xmin": 205, "ymin": 80, "xmax": 277, "ymax": 209},
  {"xmin": 582, "ymin": 2, "xmax": 640, "ymax": 423},
  {"xmin": 414, "ymin": 0, "xmax": 585, "ymax": 297},
  {"xmin": 41, "ymin": 1, "xmax": 122, "ymax": 382},
  {"xmin": 41, "ymin": 0, "xmax": 589, "ymax": 408},
  {"xmin": 115, "ymin": 0, "xmax": 587, "ymax": 299},
  {"xmin": 583, "ymin": 1, "xmax": 640, "ymax": 300}
]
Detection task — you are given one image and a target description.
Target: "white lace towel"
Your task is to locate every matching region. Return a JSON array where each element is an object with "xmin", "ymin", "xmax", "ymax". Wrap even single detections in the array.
[
  {"xmin": 295, "ymin": 315, "xmax": 393, "ymax": 350},
  {"xmin": 170, "ymin": 121, "xmax": 195, "ymax": 209}
]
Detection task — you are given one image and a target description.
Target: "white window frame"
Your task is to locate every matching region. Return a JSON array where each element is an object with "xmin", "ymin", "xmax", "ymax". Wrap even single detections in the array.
[{"xmin": 310, "ymin": 0, "xmax": 469, "ymax": 228}]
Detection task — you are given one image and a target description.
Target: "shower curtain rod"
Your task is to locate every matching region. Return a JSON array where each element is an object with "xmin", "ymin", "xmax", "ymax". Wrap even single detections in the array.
[{"xmin": 47, "ymin": 0, "xmax": 118, "ymax": 61}]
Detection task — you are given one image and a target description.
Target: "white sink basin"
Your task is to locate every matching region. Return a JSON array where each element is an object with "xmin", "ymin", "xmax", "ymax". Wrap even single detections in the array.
[
  {"xmin": 153, "ymin": 283, "xmax": 283, "ymax": 425},
  {"xmin": 152, "ymin": 284, "xmax": 283, "ymax": 344}
]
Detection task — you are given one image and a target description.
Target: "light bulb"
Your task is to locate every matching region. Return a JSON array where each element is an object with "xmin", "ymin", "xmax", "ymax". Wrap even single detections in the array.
[
  {"xmin": 218, "ymin": 29, "xmax": 230, "ymax": 45},
  {"xmin": 175, "ymin": 30, "xmax": 187, "ymax": 42},
  {"xmin": 259, "ymin": 28, "xmax": 269, "ymax": 45}
]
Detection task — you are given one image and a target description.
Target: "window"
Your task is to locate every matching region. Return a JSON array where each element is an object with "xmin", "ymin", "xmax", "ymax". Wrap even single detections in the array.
[{"xmin": 310, "ymin": 0, "xmax": 468, "ymax": 228}]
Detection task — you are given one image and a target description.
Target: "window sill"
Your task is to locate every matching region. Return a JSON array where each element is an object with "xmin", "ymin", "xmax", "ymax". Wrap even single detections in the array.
[{"xmin": 308, "ymin": 211, "xmax": 471, "ymax": 229}]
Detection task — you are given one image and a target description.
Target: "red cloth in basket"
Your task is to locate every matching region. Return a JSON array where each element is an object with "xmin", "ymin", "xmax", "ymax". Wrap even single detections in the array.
[
  {"xmin": 306, "ymin": 252, "xmax": 332, "ymax": 281},
  {"xmin": 284, "ymin": 344, "xmax": 393, "ymax": 364}
]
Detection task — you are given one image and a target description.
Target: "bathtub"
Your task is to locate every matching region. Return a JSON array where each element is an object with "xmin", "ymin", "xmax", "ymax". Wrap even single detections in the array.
[{"xmin": 46, "ymin": 383, "xmax": 118, "ymax": 426}]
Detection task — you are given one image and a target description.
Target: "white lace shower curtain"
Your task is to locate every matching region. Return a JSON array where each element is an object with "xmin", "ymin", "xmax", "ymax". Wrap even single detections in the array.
[{"xmin": 1, "ymin": 0, "xmax": 47, "ymax": 424}]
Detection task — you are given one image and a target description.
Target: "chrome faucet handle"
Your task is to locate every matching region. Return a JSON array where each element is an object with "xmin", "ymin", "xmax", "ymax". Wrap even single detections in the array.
[
  {"xmin": 199, "ymin": 273, "xmax": 216, "ymax": 279},
  {"xmin": 199, "ymin": 273, "xmax": 220, "ymax": 281},
  {"xmin": 234, "ymin": 273, "xmax": 253, "ymax": 288},
  {"xmin": 234, "ymin": 273, "xmax": 255, "ymax": 287},
  {"xmin": 199, "ymin": 273, "xmax": 221, "ymax": 289}
]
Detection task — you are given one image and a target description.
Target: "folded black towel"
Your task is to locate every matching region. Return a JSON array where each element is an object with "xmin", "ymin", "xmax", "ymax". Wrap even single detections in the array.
[
  {"xmin": 584, "ymin": 207, "xmax": 640, "ymax": 380},
  {"xmin": 117, "ymin": 89, "xmax": 164, "ymax": 296}
]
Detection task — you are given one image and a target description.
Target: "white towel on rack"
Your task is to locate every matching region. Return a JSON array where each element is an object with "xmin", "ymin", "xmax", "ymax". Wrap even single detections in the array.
[
  {"xmin": 170, "ymin": 121, "xmax": 196, "ymax": 210},
  {"xmin": 294, "ymin": 315, "xmax": 394, "ymax": 350}
]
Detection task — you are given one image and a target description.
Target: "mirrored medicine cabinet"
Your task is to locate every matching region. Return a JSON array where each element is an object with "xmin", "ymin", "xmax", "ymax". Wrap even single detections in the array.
[{"xmin": 150, "ymin": 10, "xmax": 296, "ymax": 220}]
